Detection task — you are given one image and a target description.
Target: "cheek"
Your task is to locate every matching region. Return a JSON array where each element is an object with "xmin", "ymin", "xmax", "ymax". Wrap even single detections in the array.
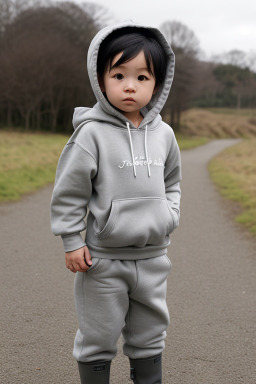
[
  {"xmin": 144, "ymin": 85, "xmax": 156, "ymax": 101},
  {"xmin": 106, "ymin": 83, "xmax": 120, "ymax": 100}
]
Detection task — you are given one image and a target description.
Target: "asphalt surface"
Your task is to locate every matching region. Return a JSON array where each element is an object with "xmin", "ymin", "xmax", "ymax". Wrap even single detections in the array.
[{"xmin": 0, "ymin": 139, "xmax": 255, "ymax": 384}]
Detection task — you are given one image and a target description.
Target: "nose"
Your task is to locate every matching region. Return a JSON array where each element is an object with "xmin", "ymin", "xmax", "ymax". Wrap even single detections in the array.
[{"xmin": 124, "ymin": 79, "xmax": 136, "ymax": 92}]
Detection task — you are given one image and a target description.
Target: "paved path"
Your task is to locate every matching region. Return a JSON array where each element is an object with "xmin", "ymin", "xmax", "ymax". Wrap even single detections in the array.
[{"xmin": 1, "ymin": 139, "xmax": 255, "ymax": 384}]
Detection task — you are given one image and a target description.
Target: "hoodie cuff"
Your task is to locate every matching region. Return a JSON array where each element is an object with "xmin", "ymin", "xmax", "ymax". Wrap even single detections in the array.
[{"xmin": 61, "ymin": 233, "xmax": 86, "ymax": 252}]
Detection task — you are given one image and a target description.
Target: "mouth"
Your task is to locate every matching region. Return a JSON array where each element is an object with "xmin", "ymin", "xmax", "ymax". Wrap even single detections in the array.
[{"xmin": 123, "ymin": 98, "xmax": 135, "ymax": 102}]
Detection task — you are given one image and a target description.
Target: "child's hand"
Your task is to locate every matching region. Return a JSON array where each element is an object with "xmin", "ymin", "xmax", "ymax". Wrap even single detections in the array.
[{"xmin": 65, "ymin": 246, "xmax": 92, "ymax": 273}]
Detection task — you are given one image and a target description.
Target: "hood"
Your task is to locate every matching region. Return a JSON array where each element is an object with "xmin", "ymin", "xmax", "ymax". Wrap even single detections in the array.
[{"xmin": 73, "ymin": 20, "xmax": 175, "ymax": 131}]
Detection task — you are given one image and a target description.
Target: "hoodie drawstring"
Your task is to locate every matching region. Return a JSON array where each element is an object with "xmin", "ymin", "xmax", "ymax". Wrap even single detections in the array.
[
  {"xmin": 126, "ymin": 122, "xmax": 137, "ymax": 177},
  {"xmin": 126, "ymin": 122, "xmax": 151, "ymax": 178},
  {"xmin": 144, "ymin": 124, "xmax": 151, "ymax": 177}
]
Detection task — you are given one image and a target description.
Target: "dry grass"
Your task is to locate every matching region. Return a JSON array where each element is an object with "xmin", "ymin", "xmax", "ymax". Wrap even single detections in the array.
[
  {"xmin": 180, "ymin": 108, "xmax": 256, "ymax": 138},
  {"xmin": 209, "ymin": 139, "xmax": 256, "ymax": 235},
  {"xmin": 0, "ymin": 131, "xmax": 68, "ymax": 201}
]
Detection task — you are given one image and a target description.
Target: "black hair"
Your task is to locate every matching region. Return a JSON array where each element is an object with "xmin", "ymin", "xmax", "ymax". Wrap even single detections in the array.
[{"xmin": 97, "ymin": 27, "xmax": 167, "ymax": 87}]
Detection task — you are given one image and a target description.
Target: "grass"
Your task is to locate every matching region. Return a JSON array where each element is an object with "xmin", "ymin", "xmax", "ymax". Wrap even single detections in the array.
[
  {"xmin": 0, "ymin": 129, "xmax": 207, "ymax": 203},
  {"xmin": 0, "ymin": 131, "xmax": 68, "ymax": 202},
  {"xmin": 209, "ymin": 139, "xmax": 256, "ymax": 235},
  {"xmin": 180, "ymin": 108, "xmax": 256, "ymax": 138},
  {"xmin": 207, "ymin": 108, "xmax": 256, "ymax": 117},
  {"xmin": 176, "ymin": 134, "xmax": 209, "ymax": 150}
]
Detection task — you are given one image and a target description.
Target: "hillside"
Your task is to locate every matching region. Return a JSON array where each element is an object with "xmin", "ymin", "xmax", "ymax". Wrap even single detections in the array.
[{"xmin": 180, "ymin": 108, "xmax": 256, "ymax": 138}]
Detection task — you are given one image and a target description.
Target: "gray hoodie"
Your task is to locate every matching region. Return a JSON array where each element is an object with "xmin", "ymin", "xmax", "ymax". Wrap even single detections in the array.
[{"xmin": 50, "ymin": 20, "xmax": 181, "ymax": 260}]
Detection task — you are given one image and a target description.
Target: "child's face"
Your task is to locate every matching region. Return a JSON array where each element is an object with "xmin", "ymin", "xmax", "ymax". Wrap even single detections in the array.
[{"xmin": 100, "ymin": 51, "xmax": 156, "ymax": 124}]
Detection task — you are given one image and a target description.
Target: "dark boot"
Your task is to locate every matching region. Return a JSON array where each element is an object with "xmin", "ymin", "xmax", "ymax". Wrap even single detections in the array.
[
  {"xmin": 77, "ymin": 360, "xmax": 111, "ymax": 384},
  {"xmin": 129, "ymin": 354, "xmax": 162, "ymax": 384}
]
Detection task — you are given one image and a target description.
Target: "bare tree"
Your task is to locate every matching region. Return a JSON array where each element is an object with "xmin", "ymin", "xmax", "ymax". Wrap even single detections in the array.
[
  {"xmin": 0, "ymin": 0, "xmax": 41, "ymax": 37},
  {"xmin": 160, "ymin": 21, "xmax": 201, "ymax": 129},
  {"xmin": 78, "ymin": 1, "xmax": 115, "ymax": 29},
  {"xmin": 0, "ymin": 0, "xmax": 108, "ymax": 131},
  {"xmin": 192, "ymin": 60, "xmax": 222, "ymax": 107},
  {"xmin": 160, "ymin": 20, "xmax": 201, "ymax": 58},
  {"xmin": 1, "ymin": 39, "xmax": 46, "ymax": 129},
  {"xmin": 212, "ymin": 49, "xmax": 247, "ymax": 68}
]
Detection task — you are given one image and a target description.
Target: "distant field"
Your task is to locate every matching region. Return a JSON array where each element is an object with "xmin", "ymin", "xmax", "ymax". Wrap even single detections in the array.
[
  {"xmin": 0, "ymin": 131, "xmax": 68, "ymax": 201},
  {"xmin": 209, "ymin": 139, "xmax": 256, "ymax": 235},
  {"xmin": 180, "ymin": 108, "xmax": 256, "ymax": 138}
]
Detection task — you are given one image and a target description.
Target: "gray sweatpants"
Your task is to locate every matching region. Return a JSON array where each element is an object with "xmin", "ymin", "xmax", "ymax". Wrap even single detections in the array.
[{"xmin": 73, "ymin": 254, "xmax": 171, "ymax": 363}]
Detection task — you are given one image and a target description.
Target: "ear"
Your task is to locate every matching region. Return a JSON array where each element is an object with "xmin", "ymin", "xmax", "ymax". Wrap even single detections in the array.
[{"xmin": 97, "ymin": 73, "xmax": 105, "ymax": 93}]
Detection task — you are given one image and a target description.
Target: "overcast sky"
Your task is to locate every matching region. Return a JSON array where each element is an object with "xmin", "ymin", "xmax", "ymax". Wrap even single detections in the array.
[{"xmin": 69, "ymin": 0, "xmax": 256, "ymax": 59}]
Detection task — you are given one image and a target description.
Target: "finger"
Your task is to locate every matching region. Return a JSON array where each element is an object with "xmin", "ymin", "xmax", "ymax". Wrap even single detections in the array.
[
  {"xmin": 69, "ymin": 264, "xmax": 77, "ymax": 273},
  {"xmin": 75, "ymin": 250, "xmax": 90, "ymax": 271},
  {"xmin": 72, "ymin": 261, "xmax": 88, "ymax": 273},
  {"xmin": 78, "ymin": 262, "xmax": 90, "ymax": 272},
  {"xmin": 84, "ymin": 247, "xmax": 92, "ymax": 267}
]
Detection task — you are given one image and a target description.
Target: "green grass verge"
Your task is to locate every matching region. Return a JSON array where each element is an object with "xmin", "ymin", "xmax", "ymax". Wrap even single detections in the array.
[
  {"xmin": 176, "ymin": 134, "xmax": 209, "ymax": 150},
  {"xmin": 0, "ymin": 131, "xmax": 68, "ymax": 202},
  {"xmin": 208, "ymin": 139, "xmax": 256, "ymax": 235}
]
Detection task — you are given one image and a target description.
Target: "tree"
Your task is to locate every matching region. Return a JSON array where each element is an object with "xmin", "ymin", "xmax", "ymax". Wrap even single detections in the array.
[
  {"xmin": 211, "ymin": 49, "xmax": 255, "ymax": 109},
  {"xmin": 160, "ymin": 20, "xmax": 201, "ymax": 57},
  {"xmin": 214, "ymin": 64, "xmax": 253, "ymax": 109},
  {"xmin": 0, "ymin": 1, "xmax": 112, "ymax": 131},
  {"xmin": 212, "ymin": 49, "xmax": 247, "ymax": 68},
  {"xmin": 78, "ymin": 1, "xmax": 115, "ymax": 29},
  {"xmin": 0, "ymin": 0, "xmax": 38, "ymax": 37},
  {"xmin": 191, "ymin": 61, "xmax": 222, "ymax": 108},
  {"xmin": 159, "ymin": 21, "xmax": 201, "ymax": 129}
]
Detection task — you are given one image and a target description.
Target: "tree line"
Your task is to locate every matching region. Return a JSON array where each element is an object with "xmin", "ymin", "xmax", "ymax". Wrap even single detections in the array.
[
  {"xmin": 160, "ymin": 21, "xmax": 256, "ymax": 128},
  {"xmin": 0, "ymin": 0, "xmax": 256, "ymax": 132}
]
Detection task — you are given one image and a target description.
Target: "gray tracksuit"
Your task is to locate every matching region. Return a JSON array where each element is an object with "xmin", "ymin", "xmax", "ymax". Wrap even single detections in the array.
[{"xmin": 50, "ymin": 20, "xmax": 181, "ymax": 362}]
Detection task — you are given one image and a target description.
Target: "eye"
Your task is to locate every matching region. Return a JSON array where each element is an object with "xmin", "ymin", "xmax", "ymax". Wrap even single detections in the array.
[
  {"xmin": 138, "ymin": 75, "xmax": 148, "ymax": 81},
  {"xmin": 114, "ymin": 73, "xmax": 124, "ymax": 80}
]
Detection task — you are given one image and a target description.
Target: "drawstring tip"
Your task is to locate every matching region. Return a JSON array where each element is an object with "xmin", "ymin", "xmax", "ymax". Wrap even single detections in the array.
[{"xmin": 147, "ymin": 165, "xmax": 151, "ymax": 177}]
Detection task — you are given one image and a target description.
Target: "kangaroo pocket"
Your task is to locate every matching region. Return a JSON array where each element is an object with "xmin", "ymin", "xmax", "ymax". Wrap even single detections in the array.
[{"xmin": 94, "ymin": 197, "xmax": 174, "ymax": 248}]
